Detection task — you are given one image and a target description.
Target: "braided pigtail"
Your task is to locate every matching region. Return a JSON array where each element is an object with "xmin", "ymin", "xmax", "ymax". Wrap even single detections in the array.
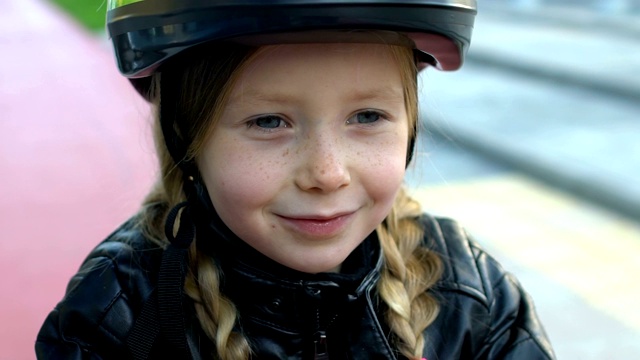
[
  {"xmin": 184, "ymin": 245, "xmax": 252, "ymax": 359},
  {"xmin": 377, "ymin": 188, "xmax": 442, "ymax": 359}
]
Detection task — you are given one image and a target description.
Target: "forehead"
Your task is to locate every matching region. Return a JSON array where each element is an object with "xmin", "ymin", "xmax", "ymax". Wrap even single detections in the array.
[{"xmin": 229, "ymin": 43, "xmax": 405, "ymax": 103}]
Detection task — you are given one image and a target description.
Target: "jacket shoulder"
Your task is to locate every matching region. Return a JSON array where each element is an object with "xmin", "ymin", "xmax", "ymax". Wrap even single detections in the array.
[
  {"xmin": 418, "ymin": 214, "xmax": 556, "ymax": 359},
  {"xmin": 36, "ymin": 218, "xmax": 163, "ymax": 359},
  {"xmin": 420, "ymin": 215, "xmax": 490, "ymax": 304}
]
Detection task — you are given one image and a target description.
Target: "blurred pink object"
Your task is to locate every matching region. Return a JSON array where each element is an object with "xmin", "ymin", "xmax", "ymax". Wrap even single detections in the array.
[{"xmin": 0, "ymin": 0, "xmax": 154, "ymax": 358}]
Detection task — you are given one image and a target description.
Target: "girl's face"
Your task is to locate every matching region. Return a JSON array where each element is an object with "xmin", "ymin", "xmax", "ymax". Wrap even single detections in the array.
[{"xmin": 198, "ymin": 43, "xmax": 409, "ymax": 273}]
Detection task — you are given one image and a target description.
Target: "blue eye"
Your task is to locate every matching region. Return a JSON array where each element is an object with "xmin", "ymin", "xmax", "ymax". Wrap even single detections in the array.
[
  {"xmin": 252, "ymin": 115, "xmax": 286, "ymax": 129},
  {"xmin": 348, "ymin": 111, "xmax": 383, "ymax": 125}
]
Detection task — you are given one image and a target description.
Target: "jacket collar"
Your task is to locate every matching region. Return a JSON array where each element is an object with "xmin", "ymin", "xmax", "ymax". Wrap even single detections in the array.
[
  {"xmin": 187, "ymin": 185, "xmax": 398, "ymax": 357},
  {"xmin": 192, "ymin": 208, "xmax": 399, "ymax": 358}
]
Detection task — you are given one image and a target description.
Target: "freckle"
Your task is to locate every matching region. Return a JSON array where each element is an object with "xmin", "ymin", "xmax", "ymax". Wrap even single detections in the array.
[{"xmin": 282, "ymin": 149, "xmax": 289, "ymax": 157}]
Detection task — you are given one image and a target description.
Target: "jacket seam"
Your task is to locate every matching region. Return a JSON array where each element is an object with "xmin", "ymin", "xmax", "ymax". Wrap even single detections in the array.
[
  {"xmin": 485, "ymin": 272, "xmax": 510, "ymax": 340},
  {"xmin": 244, "ymin": 316, "xmax": 300, "ymax": 334},
  {"xmin": 503, "ymin": 326, "xmax": 554, "ymax": 360},
  {"xmin": 365, "ymin": 284, "xmax": 397, "ymax": 359},
  {"xmin": 97, "ymin": 288, "xmax": 125, "ymax": 330},
  {"xmin": 482, "ymin": 274, "xmax": 551, "ymax": 360},
  {"xmin": 434, "ymin": 283, "xmax": 491, "ymax": 312},
  {"xmin": 431, "ymin": 218, "xmax": 460, "ymax": 289},
  {"xmin": 36, "ymin": 338, "xmax": 103, "ymax": 359},
  {"xmin": 490, "ymin": 272, "xmax": 509, "ymax": 292},
  {"xmin": 431, "ymin": 217, "xmax": 491, "ymax": 310},
  {"xmin": 471, "ymin": 243, "xmax": 490, "ymax": 303},
  {"xmin": 88, "ymin": 255, "xmax": 130, "ymax": 345}
]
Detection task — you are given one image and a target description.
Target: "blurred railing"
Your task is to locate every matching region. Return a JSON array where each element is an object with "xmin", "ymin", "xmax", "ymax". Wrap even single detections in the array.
[{"xmin": 481, "ymin": 0, "xmax": 640, "ymax": 40}]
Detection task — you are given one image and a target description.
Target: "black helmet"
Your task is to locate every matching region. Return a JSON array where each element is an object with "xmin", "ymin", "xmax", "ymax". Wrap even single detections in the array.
[{"xmin": 107, "ymin": 0, "xmax": 477, "ymax": 79}]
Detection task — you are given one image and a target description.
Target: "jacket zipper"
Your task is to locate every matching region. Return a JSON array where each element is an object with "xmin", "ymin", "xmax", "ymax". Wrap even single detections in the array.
[
  {"xmin": 313, "ymin": 306, "xmax": 340, "ymax": 360},
  {"xmin": 313, "ymin": 306, "xmax": 329, "ymax": 360},
  {"xmin": 313, "ymin": 331, "xmax": 329, "ymax": 360}
]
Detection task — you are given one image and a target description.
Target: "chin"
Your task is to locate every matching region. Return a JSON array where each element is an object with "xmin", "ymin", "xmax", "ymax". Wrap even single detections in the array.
[{"xmin": 285, "ymin": 258, "xmax": 344, "ymax": 274}]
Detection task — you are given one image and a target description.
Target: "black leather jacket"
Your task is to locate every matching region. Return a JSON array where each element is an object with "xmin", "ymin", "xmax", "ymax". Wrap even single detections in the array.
[{"xmin": 36, "ymin": 214, "xmax": 555, "ymax": 359}]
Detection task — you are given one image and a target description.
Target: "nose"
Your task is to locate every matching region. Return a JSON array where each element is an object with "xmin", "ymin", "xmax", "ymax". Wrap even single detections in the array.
[{"xmin": 295, "ymin": 134, "xmax": 351, "ymax": 192}]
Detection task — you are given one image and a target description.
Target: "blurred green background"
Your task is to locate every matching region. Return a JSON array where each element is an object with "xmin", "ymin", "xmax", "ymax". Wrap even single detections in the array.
[{"xmin": 50, "ymin": 0, "xmax": 106, "ymax": 31}]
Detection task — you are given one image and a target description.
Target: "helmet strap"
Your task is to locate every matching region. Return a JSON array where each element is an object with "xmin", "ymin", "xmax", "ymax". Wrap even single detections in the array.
[
  {"xmin": 406, "ymin": 122, "xmax": 417, "ymax": 166},
  {"xmin": 159, "ymin": 71, "xmax": 199, "ymax": 185}
]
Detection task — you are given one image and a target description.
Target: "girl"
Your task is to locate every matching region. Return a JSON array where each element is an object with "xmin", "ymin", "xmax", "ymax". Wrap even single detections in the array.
[{"xmin": 36, "ymin": 1, "xmax": 555, "ymax": 359}]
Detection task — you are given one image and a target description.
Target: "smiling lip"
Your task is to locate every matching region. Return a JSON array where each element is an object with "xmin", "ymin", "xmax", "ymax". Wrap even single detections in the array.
[{"xmin": 277, "ymin": 212, "xmax": 355, "ymax": 238}]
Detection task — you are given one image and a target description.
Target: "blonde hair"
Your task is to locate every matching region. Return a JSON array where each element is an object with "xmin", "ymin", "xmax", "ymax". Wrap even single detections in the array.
[{"xmin": 138, "ymin": 42, "xmax": 441, "ymax": 360}]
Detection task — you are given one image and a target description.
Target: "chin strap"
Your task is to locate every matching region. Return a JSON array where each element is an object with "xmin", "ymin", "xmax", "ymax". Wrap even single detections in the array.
[
  {"xmin": 158, "ymin": 202, "xmax": 195, "ymax": 355},
  {"xmin": 127, "ymin": 202, "xmax": 195, "ymax": 360},
  {"xmin": 127, "ymin": 71, "xmax": 205, "ymax": 359},
  {"xmin": 406, "ymin": 131, "xmax": 416, "ymax": 166}
]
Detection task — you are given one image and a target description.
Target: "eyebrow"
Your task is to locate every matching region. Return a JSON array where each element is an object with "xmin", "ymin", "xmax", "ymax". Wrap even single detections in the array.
[
  {"xmin": 347, "ymin": 87, "xmax": 405, "ymax": 104},
  {"xmin": 228, "ymin": 86, "xmax": 405, "ymax": 106},
  {"xmin": 228, "ymin": 90, "xmax": 294, "ymax": 106}
]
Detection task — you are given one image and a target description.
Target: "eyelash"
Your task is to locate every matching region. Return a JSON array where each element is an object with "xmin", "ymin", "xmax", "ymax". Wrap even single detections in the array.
[
  {"xmin": 346, "ymin": 110, "xmax": 388, "ymax": 126},
  {"xmin": 245, "ymin": 109, "xmax": 389, "ymax": 132},
  {"xmin": 246, "ymin": 115, "xmax": 289, "ymax": 133}
]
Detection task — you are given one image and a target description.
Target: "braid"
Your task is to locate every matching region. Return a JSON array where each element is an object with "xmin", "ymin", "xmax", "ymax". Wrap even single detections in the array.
[
  {"xmin": 137, "ymin": 45, "xmax": 258, "ymax": 359},
  {"xmin": 184, "ymin": 245, "xmax": 251, "ymax": 360},
  {"xmin": 377, "ymin": 188, "xmax": 442, "ymax": 359}
]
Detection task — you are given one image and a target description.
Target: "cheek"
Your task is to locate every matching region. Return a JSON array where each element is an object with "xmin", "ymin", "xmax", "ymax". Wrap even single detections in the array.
[
  {"xmin": 370, "ymin": 156, "xmax": 406, "ymax": 200},
  {"xmin": 199, "ymin": 138, "xmax": 288, "ymax": 211},
  {"xmin": 357, "ymin": 136, "xmax": 407, "ymax": 204}
]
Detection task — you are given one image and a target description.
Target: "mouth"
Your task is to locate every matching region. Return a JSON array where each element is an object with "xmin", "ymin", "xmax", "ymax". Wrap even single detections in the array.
[{"xmin": 276, "ymin": 212, "xmax": 356, "ymax": 238}]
